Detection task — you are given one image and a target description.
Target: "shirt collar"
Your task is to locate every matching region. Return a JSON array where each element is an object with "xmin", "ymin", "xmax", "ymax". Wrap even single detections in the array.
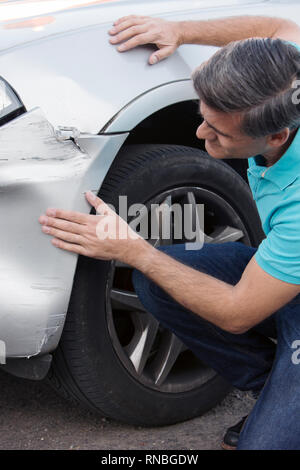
[{"xmin": 248, "ymin": 127, "xmax": 300, "ymax": 190}]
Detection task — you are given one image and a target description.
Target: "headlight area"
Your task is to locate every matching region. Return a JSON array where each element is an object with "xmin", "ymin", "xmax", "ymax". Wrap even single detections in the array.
[{"xmin": 0, "ymin": 76, "xmax": 25, "ymax": 127}]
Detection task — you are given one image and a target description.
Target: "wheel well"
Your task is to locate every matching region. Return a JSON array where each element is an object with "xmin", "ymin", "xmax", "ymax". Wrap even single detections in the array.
[{"xmin": 123, "ymin": 100, "xmax": 248, "ymax": 182}]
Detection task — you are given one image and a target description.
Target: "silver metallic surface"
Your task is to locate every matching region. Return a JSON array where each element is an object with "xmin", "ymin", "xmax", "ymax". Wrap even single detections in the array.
[{"xmin": 0, "ymin": 108, "xmax": 127, "ymax": 357}]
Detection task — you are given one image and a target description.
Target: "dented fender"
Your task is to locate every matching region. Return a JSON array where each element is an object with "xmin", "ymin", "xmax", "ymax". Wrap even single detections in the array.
[{"xmin": 0, "ymin": 108, "xmax": 128, "ymax": 358}]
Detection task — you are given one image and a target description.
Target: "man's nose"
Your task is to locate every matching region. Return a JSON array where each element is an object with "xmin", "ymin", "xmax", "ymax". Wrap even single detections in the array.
[{"xmin": 196, "ymin": 121, "xmax": 214, "ymax": 140}]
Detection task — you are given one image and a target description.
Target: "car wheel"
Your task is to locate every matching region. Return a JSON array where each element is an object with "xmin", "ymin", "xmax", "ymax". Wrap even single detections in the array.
[{"xmin": 47, "ymin": 144, "xmax": 264, "ymax": 426}]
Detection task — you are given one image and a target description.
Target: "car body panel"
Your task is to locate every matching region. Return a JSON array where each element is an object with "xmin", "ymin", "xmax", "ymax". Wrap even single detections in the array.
[
  {"xmin": 0, "ymin": 1, "xmax": 268, "ymax": 52},
  {"xmin": 1, "ymin": 1, "xmax": 299, "ymax": 134},
  {"xmin": 0, "ymin": 0, "xmax": 299, "ymax": 359},
  {"xmin": 0, "ymin": 108, "xmax": 127, "ymax": 357}
]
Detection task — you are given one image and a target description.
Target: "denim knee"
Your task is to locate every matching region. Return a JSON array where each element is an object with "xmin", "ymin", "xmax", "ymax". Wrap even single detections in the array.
[
  {"xmin": 131, "ymin": 268, "xmax": 148, "ymax": 301},
  {"xmin": 132, "ymin": 265, "xmax": 171, "ymax": 305}
]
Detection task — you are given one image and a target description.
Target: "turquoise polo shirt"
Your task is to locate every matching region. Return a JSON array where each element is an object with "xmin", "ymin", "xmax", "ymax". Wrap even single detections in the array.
[
  {"xmin": 247, "ymin": 40, "xmax": 300, "ymax": 284},
  {"xmin": 248, "ymin": 128, "xmax": 300, "ymax": 284}
]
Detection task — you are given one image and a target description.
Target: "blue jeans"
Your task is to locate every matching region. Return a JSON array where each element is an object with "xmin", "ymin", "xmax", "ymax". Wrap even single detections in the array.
[{"xmin": 132, "ymin": 242, "xmax": 300, "ymax": 450}]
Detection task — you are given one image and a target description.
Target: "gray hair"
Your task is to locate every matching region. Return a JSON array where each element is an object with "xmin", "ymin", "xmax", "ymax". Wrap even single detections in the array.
[{"xmin": 192, "ymin": 37, "xmax": 300, "ymax": 138}]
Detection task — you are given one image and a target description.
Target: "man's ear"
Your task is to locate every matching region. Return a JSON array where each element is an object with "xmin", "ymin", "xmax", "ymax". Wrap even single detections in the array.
[{"xmin": 267, "ymin": 128, "xmax": 290, "ymax": 148}]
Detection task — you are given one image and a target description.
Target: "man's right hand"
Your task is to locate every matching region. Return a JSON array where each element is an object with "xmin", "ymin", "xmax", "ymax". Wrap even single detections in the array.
[{"xmin": 108, "ymin": 15, "xmax": 182, "ymax": 64}]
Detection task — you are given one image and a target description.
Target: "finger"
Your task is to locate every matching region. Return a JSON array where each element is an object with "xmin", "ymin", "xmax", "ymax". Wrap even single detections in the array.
[
  {"xmin": 149, "ymin": 46, "xmax": 176, "ymax": 64},
  {"xmin": 109, "ymin": 24, "xmax": 148, "ymax": 44},
  {"xmin": 109, "ymin": 17, "xmax": 147, "ymax": 35},
  {"xmin": 39, "ymin": 215, "xmax": 83, "ymax": 235},
  {"xmin": 85, "ymin": 191, "xmax": 117, "ymax": 218},
  {"xmin": 113, "ymin": 15, "xmax": 148, "ymax": 27},
  {"xmin": 45, "ymin": 208, "xmax": 88, "ymax": 225},
  {"xmin": 117, "ymin": 33, "xmax": 154, "ymax": 52},
  {"xmin": 51, "ymin": 238, "xmax": 85, "ymax": 255},
  {"xmin": 41, "ymin": 225, "xmax": 83, "ymax": 244},
  {"xmin": 113, "ymin": 14, "xmax": 136, "ymax": 26},
  {"xmin": 85, "ymin": 191, "xmax": 110, "ymax": 215}
]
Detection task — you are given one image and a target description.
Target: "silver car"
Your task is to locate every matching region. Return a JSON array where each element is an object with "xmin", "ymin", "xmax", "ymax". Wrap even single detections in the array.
[{"xmin": 0, "ymin": 0, "xmax": 296, "ymax": 425}]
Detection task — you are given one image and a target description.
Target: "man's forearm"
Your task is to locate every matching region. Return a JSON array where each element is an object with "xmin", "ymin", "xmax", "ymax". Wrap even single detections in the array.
[
  {"xmin": 130, "ymin": 240, "xmax": 237, "ymax": 333},
  {"xmin": 177, "ymin": 15, "xmax": 292, "ymax": 47}
]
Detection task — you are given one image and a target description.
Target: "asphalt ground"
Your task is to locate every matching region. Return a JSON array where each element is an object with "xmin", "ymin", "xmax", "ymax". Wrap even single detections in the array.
[{"xmin": 0, "ymin": 369, "xmax": 256, "ymax": 450}]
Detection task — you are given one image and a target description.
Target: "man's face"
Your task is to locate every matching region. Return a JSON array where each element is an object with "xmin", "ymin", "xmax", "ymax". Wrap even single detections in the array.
[{"xmin": 196, "ymin": 101, "xmax": 269, "ymax": 159}]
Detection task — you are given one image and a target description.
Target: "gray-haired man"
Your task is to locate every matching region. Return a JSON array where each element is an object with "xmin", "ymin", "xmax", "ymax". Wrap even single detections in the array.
[{"xmin": 40, "ymin": 16, "xmax": 300, "ymax": 449}]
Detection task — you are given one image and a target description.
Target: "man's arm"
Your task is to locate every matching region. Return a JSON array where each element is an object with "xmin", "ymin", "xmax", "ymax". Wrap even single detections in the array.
[
  {"xmin": 131, "ymin": 242, "xmax": 300, "ymax": 334},
  {"xmin": 178, "ymin": 16, "xmax": 300, "ymax": 45},
  {"xmin": 39, "ymin": 193, "xmax": 300, "ymax": 335},
  {"xmin": 109, "ymin": 15, "xmax": 300, "ymax": 64}
]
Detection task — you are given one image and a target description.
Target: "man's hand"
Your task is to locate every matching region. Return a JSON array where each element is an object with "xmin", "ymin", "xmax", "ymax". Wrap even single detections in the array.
[
  {"xmin": 39, "ymin": 191, "xmax": 150, "ymax": 264},
  {"xmin": 109, "ymin": 15, "xmax": 300, "ymax": 61},
  {"xmin": 109, "ymin": 15, "xmax": 182, "ymax": 64}
]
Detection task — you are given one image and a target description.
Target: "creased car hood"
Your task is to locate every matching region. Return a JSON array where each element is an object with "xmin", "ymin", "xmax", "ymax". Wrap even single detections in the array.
[{"xmin": 0, "ymin": 0, "xmax": 263, "ymax": 53}]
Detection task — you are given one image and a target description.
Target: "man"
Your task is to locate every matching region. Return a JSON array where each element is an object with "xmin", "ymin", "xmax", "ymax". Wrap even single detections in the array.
[{"xmin": 39, "ymin": 15, "xmax": 300, "ymax": 449}]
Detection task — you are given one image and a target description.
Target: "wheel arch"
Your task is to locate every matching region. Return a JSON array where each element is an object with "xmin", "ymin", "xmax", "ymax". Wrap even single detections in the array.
[{"xmin": 103, "ymin": 80, "xmax": 248, "ymax": 183}]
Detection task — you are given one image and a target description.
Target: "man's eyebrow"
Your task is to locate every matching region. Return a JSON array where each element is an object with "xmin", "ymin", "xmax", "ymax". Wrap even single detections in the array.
[{"xmin": 198, "ymin": 109, "xmax": 232, "ymax": 138}]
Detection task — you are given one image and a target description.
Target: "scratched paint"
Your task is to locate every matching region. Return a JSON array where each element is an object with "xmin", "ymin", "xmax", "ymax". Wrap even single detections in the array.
[
  {"xmin": 0, "ymin": 107, "xmax": 91, "ymax": 187},
  {"xmin": 0, "ymin": 107, "xmax": 88, "ymax": 162},
  {"xmin": 0, "ymin": 106, "xmax": 127, "ymax": 358},
  {"xmin": 0, "ymin": 108, "xmax": 89, "ymax": 357}
]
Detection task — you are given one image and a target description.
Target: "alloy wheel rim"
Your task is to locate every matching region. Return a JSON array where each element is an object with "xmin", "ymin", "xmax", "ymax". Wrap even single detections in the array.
[{"xmin": 106, "ymin": 186, "xmax": 251, "ymax": 393}]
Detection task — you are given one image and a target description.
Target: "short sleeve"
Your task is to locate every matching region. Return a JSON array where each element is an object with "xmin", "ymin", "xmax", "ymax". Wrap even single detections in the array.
[
  {"xmin": 255, "ymin": 199, "xmax": 300, "ymax": 284},
  {"xmin": 286, "ymin": 41, "xmax": 300, "ymax": 53}
]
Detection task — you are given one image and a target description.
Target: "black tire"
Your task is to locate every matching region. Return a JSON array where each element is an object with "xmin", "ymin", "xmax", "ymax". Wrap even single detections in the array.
[{"xmin": 47, "ymin": 144, "xmax": 264, "ymax": 426}]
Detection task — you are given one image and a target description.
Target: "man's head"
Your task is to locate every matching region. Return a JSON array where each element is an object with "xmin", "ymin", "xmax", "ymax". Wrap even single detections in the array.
[{"xmin": 192, "ymin": 37, "xmax": 300, "ymax": 161}]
